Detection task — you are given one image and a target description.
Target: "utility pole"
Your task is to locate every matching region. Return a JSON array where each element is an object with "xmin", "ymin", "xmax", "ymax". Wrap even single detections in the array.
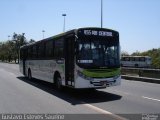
[
  {"xmin": 101, "ymin": 0, "xmax": 103, "ymax": 28},
  {"xmin": 62, "ymin": 14, "xmax": 67, "ymax": 32},
  {"xmin": 42, "ymin": 30, "xmax": 45, "ymax": 39}
]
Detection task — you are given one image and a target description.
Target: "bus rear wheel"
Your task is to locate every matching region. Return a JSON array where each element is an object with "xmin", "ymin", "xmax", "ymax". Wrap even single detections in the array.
[
  {"xmin": 28, "ymin": 69, "xmax": 32, "ymax": 80},
  {"xmin": 55, "ymin": 75, "xmax": 62, "ymax": 90}
]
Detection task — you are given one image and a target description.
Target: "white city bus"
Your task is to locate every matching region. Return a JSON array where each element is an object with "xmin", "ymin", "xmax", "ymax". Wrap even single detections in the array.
[
  {"xmin": 121, "ymin": 56, "xmax": 151, "ymax": 68},
  {"xmin": 19, "ymin": 27, "xmax": 121, "ymax": 89}
]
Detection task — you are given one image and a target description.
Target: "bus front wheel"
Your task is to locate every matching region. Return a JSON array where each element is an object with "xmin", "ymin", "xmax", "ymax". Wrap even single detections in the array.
[{"xmin": 28, "ymin": 69, "xmax": 32, "ymax": 80}]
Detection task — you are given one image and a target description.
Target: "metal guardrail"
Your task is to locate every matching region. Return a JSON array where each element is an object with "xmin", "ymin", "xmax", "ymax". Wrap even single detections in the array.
[
  {"xmin": 121, "ymin": 67, "xmax": 160, "ymax": 79},
  {"xmin": 122, "ymin": 75, "xmax": 160, "ymax": 84},
  {"xmin": 121, "ymin": 67, "xmax": 160, "ymax": 84},
  {"xmin": 121, "ymin": 67, "xmax": 160, "ymax": 71}
]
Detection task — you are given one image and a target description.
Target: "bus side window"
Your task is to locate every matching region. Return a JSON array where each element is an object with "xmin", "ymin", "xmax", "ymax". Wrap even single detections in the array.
[
  {"xmin": 36, "ymin": 44, "xmax": 39, "ymax": 59},
  {"xmin": 20, "ymin": 48, "xmax": 28, "ymax": 60},
  {"xmin": 32, "ymin": 45, "xmax": 37, "ymax": 59},
  {"xmin": 135, "ymin": 57, "xmax": 139, "ymax": 61},
  {"xmin": 54, "ymin": 39, "xmax": 64, "ymax": 59},
  {"xmin": 28, "ymin": 46, "xmax": 33, "ymax": 60},
  {"xmin": 143, "ymin": 57, "xmax": 145, "ymax": 62},
  {"xmin": 38, "ymin": 42, "xmax": 45, "ymax": 59},
  {"xmin": 125, "ymin": 57, "xmax": 130, "ymax": 61},
  {"xmin": 121, "ymin": 57, "xmax": 125, "ymax": 61},
  {"xmin": 46, "ymin": 40, "xmax": 54, "ymax": 59},
  {"xmin": 130, "ymin": 57, "xmax": 135, "ymax": 61},
  {"xmin": 140, "ymin": 57, "xmax": 145, "ymax": 62}
]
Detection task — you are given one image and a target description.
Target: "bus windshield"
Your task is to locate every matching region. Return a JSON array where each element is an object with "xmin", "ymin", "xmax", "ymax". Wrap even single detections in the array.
[{"xmin": 77, "ymin": 38, "xmax": 120, "ymax": 69}]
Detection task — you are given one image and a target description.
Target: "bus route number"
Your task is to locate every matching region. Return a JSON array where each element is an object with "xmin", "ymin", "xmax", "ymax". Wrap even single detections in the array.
[{"xmin": 84, "ymin": 30, "xmax": 112, "ymax": 37}]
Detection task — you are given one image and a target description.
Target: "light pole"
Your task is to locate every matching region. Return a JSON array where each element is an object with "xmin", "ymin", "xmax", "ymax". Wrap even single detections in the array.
[
  {"xmin": 101, "ymin": 0, "xmax": 103, "ymax": 28},
  {"xmin": 42, "ymin": 30, "xmax": 45, "ymax": 39},
  {"xmin": 62, "ymin": 14, "xmax": 66, "ymax": 32}
]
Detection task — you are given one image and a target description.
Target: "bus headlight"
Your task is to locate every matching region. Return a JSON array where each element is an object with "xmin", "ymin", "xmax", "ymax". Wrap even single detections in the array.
[{"xmin": 77, "ymin": 70, "xmax": 94, "ymax": 80}]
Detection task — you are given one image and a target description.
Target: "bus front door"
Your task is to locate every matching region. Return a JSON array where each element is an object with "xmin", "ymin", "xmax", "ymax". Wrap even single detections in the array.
[{"xmin": 65, "ymin": 35, "xmax": 75, "ymax": 87}]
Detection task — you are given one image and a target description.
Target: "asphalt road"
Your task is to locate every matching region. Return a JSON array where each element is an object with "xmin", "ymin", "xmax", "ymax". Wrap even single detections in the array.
[{"xmin": 0, "ymin": 62, "xmax": 160, "ymax": 120}]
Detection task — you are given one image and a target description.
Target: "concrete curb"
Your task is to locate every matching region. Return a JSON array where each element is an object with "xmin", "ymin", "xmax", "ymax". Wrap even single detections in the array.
[{"xmin": 122, "ymin": 75, "xmax": 160, "ymax": 84}]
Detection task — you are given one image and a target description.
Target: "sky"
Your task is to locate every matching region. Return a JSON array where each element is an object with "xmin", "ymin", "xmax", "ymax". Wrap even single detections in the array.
[{"xmin": 0, "ymin": 0, "xmax": 160, "ymax": 54}]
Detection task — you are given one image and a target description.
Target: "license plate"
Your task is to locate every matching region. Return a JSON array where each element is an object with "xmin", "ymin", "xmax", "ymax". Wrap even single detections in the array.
[{"xmin": 100, "ymin": 81, "xmax": 107, "ymax": 85}]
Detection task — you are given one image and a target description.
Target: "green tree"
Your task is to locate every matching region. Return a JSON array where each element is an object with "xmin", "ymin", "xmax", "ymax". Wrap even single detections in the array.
[
  {"xmin": 131, "ymin": 50, "xmax": 141, "ymax": 56},
  {"xmin": 0, "ymin": 33, "xmax": 28, "ymax": 63},
  {"xmin": 121, "ymin": 51, "xmax": 129, "ymax": 56},
  {"xmin": 0, "ymin": 42, "xmax": 8, "ymax": 62},
  {"xmin": 5, "ymin": 41, "xmax": 15, "ymax": 62},
  {"xmin": 28, "ymin": 39, "xmax": 35, "ymax": 44},
  {"xmin": 12, "ymin": 33, "xmax": 27, "ymax": 63}
]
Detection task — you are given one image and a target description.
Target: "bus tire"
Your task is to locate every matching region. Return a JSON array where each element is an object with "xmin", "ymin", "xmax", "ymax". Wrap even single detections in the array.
[
  {"xmin": 54, "ymin": 74, "xmax": 62, "ymax": 90},
  {"xmin": 28, "ymin": 69, "xmax": 32, "ymax": 80}
]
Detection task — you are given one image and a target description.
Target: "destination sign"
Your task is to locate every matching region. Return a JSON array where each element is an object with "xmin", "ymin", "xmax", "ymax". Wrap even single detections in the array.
[{"xmin": 83, "ymin": 30, "xmax": 113, "ymax": 37}]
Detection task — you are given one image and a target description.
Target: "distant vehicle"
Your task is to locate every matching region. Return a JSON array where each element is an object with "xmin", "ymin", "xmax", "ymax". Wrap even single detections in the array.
[
  {"xmin": 19, "ymin": 27, "xmax": 121, "ymax": 89},
  {"xmin": 121, "ymin": 56, "xmax": 152, "ymax": 68}
]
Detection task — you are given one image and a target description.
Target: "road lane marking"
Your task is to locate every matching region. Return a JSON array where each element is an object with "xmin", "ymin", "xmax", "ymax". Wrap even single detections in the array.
[
  {"xmin": 142, "ymin": 96, "xmax": 160, "ymax": 102},
  {"xmin": 82, "ymin": 103, "xmax": 127, "ymax": 120},
  {"xmin": 112, "ymin": 90, "xmax": 130, "ymax": 95}
]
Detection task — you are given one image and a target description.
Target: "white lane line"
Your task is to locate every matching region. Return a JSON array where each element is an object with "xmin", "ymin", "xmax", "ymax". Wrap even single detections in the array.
[
  {"xmin": 112, "ymin": 90, "xmax": 130, "ymax": 95},
  {"xmin": 142, "ymin": 96, "xmax": 160, "ymax": 102},
  {"xmin": 83, "ymin": 103, "xmax": 127, "ymax": 120}
]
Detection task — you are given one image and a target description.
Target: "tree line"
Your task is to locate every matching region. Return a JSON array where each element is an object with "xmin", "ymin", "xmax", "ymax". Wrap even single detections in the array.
[
  {"xmin": 121, "ymin": 48, "xmax": 160, "ymax": 69},
  {"xmin": 0, "ymin": 33, "xmax": 35, "ymax": 63}
]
